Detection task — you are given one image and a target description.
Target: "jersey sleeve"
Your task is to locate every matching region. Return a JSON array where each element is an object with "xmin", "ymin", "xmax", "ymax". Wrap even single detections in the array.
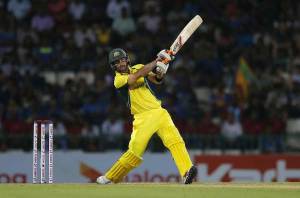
[
  {"xmin": 114, "ymin": 64, "xmax": 145, "ymax": 88},
  {"xmin": 114, "ymin": 73, "xmax": 129, "ymax": 88},
  {"xmin": 132, "ymin": 64, "xmax": 145, "ymax": 85}
]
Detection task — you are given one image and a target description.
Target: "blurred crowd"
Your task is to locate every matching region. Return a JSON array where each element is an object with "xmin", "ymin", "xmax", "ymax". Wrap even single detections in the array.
[{"xmin": 1, "ymin": 0, "xmax": 300, "ymax": 152}]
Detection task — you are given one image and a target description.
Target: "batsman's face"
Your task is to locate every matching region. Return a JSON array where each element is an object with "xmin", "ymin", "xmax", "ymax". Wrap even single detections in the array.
[{"xmin": 115, "ymin": 57, "xmax": 129, "ymax": 73}]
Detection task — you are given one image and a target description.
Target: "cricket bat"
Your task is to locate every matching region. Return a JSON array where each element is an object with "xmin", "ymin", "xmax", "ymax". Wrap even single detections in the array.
[
  {"xmin": 169, "ymin": 15, "xmax": 203, "ymax": 56},
  {"xmin": 155, "ymin": 15, "xmax": 203, "ymax": 74}
]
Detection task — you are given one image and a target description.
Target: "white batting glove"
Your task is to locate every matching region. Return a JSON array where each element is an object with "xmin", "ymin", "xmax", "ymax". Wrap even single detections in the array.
[
  {"xmin": 157, "ymin": 49, "xmax": 175, "ymax": 63},
  {"xmin": 156, "ymin": 61, "xmax": 169, "ymax": 74}
]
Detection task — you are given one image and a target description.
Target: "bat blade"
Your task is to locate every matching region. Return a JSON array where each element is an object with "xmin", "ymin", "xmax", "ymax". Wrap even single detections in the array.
[{"xmin": 170, "ymin": 15, "xmax": 203, "ymax": 55}]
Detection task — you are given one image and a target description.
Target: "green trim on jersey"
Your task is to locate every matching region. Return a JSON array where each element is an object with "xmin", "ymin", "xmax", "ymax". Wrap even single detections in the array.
[
  {"xmin": 117, "ymin": 85, "xmax": 130, "ymax": 108},
  {"xmin": 144, "ymin": 77, "xmax": 160, "ymax": 101}
]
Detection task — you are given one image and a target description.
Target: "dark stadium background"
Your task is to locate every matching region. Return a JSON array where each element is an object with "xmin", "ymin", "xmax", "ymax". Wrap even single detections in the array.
[{"xmin": 0, "ymin": 0, "xmax": 300, "ymax": 154}]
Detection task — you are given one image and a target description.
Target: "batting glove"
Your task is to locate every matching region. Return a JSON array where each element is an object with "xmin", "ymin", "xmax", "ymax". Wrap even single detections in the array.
[
  {"xmin": 157, "ymin": 49, "xmax": 175, "ymax": 64},
  {"xmin": 155, "ymin": 61, "xmax": 169, "ymax": 74}
]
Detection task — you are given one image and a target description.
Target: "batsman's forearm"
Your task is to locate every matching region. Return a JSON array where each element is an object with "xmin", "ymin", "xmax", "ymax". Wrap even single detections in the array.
[
  {"xmin": 136, "ymin": 59, "xmax": 158, "ymax": 78},
  {"xmin": 128, "ymin": 59, "xmax": 158, "ymax": 85}
]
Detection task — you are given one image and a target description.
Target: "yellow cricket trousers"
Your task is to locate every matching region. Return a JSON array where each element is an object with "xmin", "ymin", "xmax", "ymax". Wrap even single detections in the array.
[
  {"xmin": 105, "ymin": 107, "xmax": 193, "ymax": 182},
  {"xmin": 129, "ymin": 108, "xmax": 192, "ymax": 175}
]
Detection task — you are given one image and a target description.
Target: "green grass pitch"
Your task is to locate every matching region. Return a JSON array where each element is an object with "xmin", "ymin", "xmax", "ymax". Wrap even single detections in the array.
[{"xmin": 1, "ymin": 183, "xmax": 300, "ymax": 198}]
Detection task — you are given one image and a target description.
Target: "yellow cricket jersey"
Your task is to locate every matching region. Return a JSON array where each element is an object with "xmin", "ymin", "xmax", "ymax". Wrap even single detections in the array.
[{"xmin": 114, "ymin": 64, "xmax": 161, "ymax": 114}]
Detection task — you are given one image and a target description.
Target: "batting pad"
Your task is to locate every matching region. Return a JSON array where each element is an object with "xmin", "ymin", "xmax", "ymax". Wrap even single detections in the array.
[
  {"xmin": 105, "ymin": 150, "xmax": 142, "ymax": 183},
  {"xmin": 168, "ymin": 142, "xmax": 193, "ymax": 177}
]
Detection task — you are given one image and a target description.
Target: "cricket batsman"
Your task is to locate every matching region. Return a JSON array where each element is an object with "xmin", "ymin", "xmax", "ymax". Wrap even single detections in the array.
[{"xmin": 96, "ymin": 48, "xmax": 197, "ymax": 184}]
